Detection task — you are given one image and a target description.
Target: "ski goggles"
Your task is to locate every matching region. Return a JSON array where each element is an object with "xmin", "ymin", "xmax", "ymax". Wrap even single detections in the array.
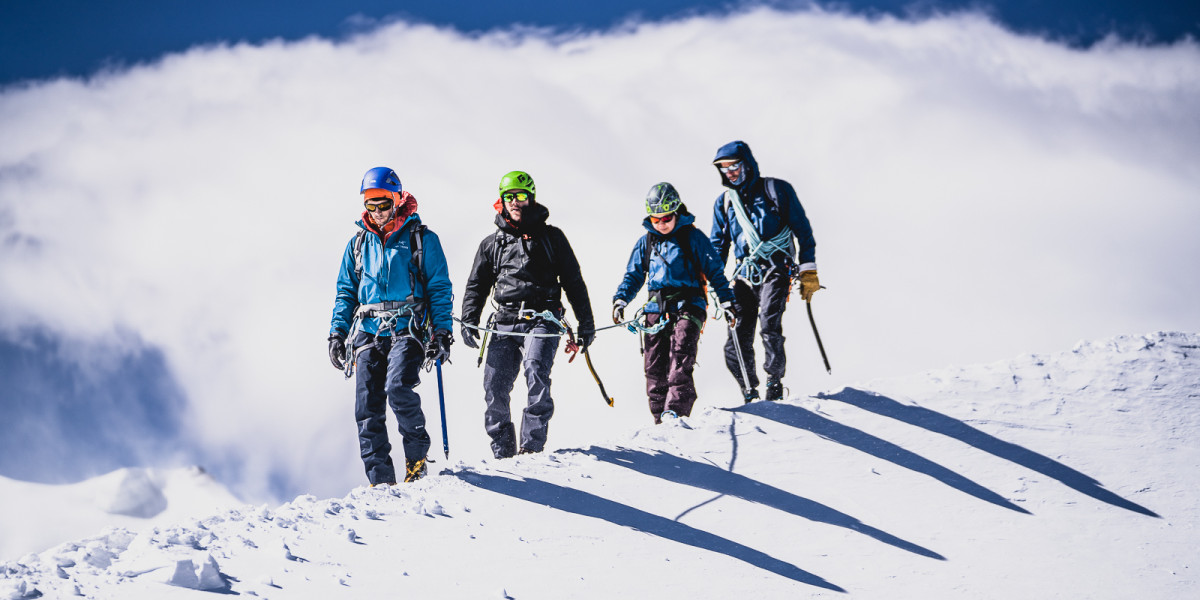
[
  {"xmin": 364, "ymin": 198, "xmax": 394, "ymax": 212},
  {"xmin": 649, "ymin": 213, "xmax": 676, "ymax": 224},
  {"xmin": 717, "ymin": 161, "xmax": 743, "ymax": 174},
  {"xmin": 501, "ymin": 191, "xmax": 532, "ymax": 203}
]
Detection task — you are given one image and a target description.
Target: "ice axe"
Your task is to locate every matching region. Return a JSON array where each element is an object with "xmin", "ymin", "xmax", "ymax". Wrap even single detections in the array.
[
  {"xmin": 564, "ymin": 325, "xmax": 614, "ymax": 407},
  {"xmin": 435, "ymin": 358, "xmax": 450, "ymax": 458},
  {"xmin": 806, "ymin": 299, "xmax": 832, "ymax": 374},
  {"xmin": 727, "ymin": 315, "xmax": 754, "ymax": 402}
]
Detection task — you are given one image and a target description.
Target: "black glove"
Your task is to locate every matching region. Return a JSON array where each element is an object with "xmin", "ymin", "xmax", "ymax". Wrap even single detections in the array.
[
  {"xmin": 328, "ymin": 333, "xmax": 347, "ymax": 370},
  {"xmin": 461, "ymin": 322, "xmax": 480, "ymax": 349},
  {"xmin": 611, "ymin": 299, "xmax": 627, "ymax": 325},
  {"xmin": 426, "ymin": 329, "xmax": 453, "ymax": 363},
  {"xmin": 721, "ymin": 301, "xmax": 739, "ymax": 327},
  {"xmin": 577, "ymin": 323, "xmax": 596, "ymax": 351}
]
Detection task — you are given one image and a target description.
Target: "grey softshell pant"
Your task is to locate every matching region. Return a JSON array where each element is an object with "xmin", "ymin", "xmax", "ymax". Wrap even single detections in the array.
[
  {"xmin": 482, "ymin": 319, "xmax": 561, "ymax": 458},
  {"xmin": 724, "ymin": 268, "xmax": 791, "ymax": 392}
]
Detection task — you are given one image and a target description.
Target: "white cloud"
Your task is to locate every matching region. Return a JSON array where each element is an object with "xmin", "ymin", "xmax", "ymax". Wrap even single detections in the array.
[{"xmin": 2, "ymin": 7, "xmax": 1197, "ymax": 501}]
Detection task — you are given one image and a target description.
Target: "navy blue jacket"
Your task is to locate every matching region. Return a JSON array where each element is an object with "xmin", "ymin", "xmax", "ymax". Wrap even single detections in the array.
[
  {"xmin": 709, "ymin": 141, "xmax": 817, "ymax": 271},
  {"xmin": 614, "ymin": 212, "xmax": 735, "ymax": 314}
]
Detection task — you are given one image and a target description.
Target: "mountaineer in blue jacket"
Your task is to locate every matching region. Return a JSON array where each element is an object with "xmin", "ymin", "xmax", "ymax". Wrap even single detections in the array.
[
  {"xmin": 709, "ymin": 141, "xmax": 819, "ymax": 403},
  {"xmin": 613, "ymin": 183, "xmax": 738, "ymax": 423},
  {"xmin": 327, "ymin": 167, "xmax": 454, "ymax": 485}
]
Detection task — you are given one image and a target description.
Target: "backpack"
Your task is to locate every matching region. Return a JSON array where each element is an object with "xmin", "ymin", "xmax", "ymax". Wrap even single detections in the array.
[
  {"xmin": 352, "ymin": 222, "xmax": 432, "ymax": 329},
  {"xmin": 642, "ymin": 224, "xmax": 705, "ymax": 287},
  {"xmin": 722, "ymin": 177, "xmax": 788, "ymax": 229},
  {"xmin": 490, "ymin": 229, "xmax": 558, "ymax": 279}
]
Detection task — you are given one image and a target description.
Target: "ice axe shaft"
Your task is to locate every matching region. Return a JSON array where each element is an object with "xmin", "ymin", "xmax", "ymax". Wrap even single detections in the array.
[
  {"xmin": 806, "ymin": 300, "xmax": 832, "ymax": 374},
  {"xmin": 583, "ymin": 348, "xmax": 614, "ymax": 407},
  {"xmin": 729, "ymin": 320, "xmax": 753, "ymax": 398},
  {"xmin": 435, "ymin": 358, "xmax": 450, "ymax": 458},
  {"xmin": 565, "ymin": 324, "xmax": 613, "ymax": 407}
]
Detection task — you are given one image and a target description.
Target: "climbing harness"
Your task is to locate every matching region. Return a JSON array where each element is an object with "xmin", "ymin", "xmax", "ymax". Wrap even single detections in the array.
[{"xmin": 341, "ymin": 301, "xmax": 424, "ymax": 379}]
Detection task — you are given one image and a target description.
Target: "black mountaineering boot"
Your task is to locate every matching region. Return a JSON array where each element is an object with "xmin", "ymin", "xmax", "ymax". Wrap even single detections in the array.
[
  {"xmin": 766, "ymin": 379, "xmax": 784, "ymax": 402},
  {"xmin": 743, "ymin": 388, "xmax": 760, "ymax": 404}
]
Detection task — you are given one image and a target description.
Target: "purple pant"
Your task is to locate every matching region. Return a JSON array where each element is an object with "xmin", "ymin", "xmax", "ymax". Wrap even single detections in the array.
[{"xmin": 644, "ymin": 313, "xmax": 703, "ymax": 423}]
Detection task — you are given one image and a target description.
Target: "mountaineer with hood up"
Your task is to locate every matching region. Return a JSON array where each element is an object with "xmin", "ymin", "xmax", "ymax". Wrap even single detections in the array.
[
  {"xmin": 709, "ymin": 141, "xmax": 818, "ymax": 403},
  {"xmin": 460, "ymin": 170, "xmax": 595, "ymax": 459},
  {"xmin": 613, "ymin": 182, "xmax": 738, "ymax": 424}
]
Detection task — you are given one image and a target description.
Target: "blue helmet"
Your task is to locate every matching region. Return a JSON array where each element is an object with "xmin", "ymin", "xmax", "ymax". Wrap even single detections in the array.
[{"xmin": 360, "ymin": 167, "xmax": 402, "ymax": 194}]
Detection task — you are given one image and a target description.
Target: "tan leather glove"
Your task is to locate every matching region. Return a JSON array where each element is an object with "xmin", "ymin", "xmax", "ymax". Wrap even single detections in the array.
[{"xmin": 799, "ymin": 270, "xmax": 820, "ymax": 302}]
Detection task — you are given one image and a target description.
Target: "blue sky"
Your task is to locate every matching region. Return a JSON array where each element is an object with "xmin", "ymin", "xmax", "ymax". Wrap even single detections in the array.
[{"xmin": 2, "ymin": 0, "xmax": 1197, "ymax": 85}]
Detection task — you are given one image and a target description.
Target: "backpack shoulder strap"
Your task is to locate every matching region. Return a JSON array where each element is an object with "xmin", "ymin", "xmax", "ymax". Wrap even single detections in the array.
[
  {"xmin": 410, "ymin": 223, "xmax": 427, "ymax": 281},
  {"xmin": 677, "ymin": 225, "xmax": 703, "ymax": 282},
  {"xmin": 763, "ymin": 177, "xmax": 787, "ymax": 223},
  {"xmin": 353, "ymin": 229, "xmax": 369, "ymax": 283},
  {"xmin": 491, "ymin": 231, "xmax": 509, "ymax": 279},
  {"xmin": 409, "ymin": 222, "xmax": 432, "ymax": 332},
  {"xmin": 641, "ymin": 232, "xmax": 653, "ymax": 275}
]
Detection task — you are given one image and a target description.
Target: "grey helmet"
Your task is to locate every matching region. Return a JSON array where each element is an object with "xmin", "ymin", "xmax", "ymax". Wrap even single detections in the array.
[{"xmin": 645, "ymin": 182, "xmax": 682, "ymax": 215}]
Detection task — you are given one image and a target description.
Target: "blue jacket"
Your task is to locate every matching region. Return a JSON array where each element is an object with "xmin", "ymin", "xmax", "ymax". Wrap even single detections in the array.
[
  {"xmin": 613, "ymin": 212, "xmax": 735, "ymax": 314},
  {"xmin": 330, "ymin": 214, "xmax": 454, "ymax": 337},
  {"xmin": 709, "ymin": 141, "xmax": 817, "ymax": 271}
]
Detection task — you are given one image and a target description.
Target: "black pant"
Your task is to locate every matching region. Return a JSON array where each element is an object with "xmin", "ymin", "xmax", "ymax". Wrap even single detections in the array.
[{"xmin": 724, "ymin": 269, "xmax": 791, "ymax": 391}]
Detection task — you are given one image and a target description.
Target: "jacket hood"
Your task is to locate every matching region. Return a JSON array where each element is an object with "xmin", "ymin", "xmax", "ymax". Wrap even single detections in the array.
[
  {"xmin": 641, "ymin": 211, "xmax": 696, "ymax": 237},
  {"xmin": 493, "ymin": 198, "xmax": 550, "ymax": 234},
  {"xmin": 358, "ymin": 191, "xmax": 418, "ymax": 242},
  {"xmin": 713, "ymin": 140, "xmax": 760, "ymax": 191}
]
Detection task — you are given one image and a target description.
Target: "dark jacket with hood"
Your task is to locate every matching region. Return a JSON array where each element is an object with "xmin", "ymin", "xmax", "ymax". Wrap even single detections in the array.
[
  {"xmin": 613, "ymin": 210, "xmax": 735, "ymax": 315},
  {"xmin": 462, "ymin": 200, "xmax": 595, "ymax": 332},
  {"xmin": 709, "ymin": 141, "xmax": 817, "ymax": 272}
]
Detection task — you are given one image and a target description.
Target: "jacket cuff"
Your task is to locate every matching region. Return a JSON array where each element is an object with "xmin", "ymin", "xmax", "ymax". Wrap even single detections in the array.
[{"xmin": 796, "ymin": 262, "xmax": 817, "ymax": 273}]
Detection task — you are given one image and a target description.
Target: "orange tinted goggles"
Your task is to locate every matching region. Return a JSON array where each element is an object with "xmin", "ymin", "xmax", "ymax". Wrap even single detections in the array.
[{"xmin": 364, "ymin": 199, "xmax": 394, "ymax": 212}]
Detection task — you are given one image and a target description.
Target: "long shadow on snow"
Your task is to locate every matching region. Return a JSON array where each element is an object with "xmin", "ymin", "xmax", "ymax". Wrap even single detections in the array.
[
  {"xmin": 733, "ymin": 403, "xmax": 1031, "ymax": 514},
  {"xmin": 581, "ymin": 446, "xmax": 945, "ymax": 560},
  {"xmin": 819, "ymin": 388, "xmax": 1160, "ymax": 518},
  {"xmin": 455, "ymin": 470, "xmax": 845, "ymax": 592}
]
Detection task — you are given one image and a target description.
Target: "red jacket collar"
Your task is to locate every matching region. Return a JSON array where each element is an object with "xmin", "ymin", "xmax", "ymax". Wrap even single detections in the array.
[{"xmin": 362, "ymin": 192, "xmax": 418, "ymax": 242}]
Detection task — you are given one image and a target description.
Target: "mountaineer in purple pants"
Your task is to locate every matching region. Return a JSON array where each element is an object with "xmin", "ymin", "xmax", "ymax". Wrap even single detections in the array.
[{"xmin": 612, "ymin": 183, "xmax": 739, "ymax": 423}]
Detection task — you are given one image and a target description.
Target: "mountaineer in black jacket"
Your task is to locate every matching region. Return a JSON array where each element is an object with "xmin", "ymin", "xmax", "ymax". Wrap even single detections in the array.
[{"xmin": 460, "ymin": 170, "xmax": 595, "ymax": 458}]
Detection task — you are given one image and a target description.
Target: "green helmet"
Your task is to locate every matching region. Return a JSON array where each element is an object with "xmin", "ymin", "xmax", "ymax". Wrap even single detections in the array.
[
  {"xmin": 646, "ymin": 182, "xmax": 681, "ymax": 215},
  {"xmin": 499, "ymin": 170, "xmax": 536, "ymax": 198}
]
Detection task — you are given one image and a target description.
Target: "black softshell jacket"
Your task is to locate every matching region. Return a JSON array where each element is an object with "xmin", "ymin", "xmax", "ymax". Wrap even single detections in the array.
[{"xmin": 461, "ymin": 203, "xmax": 595, "ymax": 332}]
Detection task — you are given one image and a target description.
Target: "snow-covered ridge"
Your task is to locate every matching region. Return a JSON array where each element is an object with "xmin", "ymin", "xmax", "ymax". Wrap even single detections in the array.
[
  {"xmin": 3, "ymin": 332, "xmax": 1197, "ymax": 599},
  {"xmin": 0, "ymin": 467, "xmax": 242, "ymax": 565}
]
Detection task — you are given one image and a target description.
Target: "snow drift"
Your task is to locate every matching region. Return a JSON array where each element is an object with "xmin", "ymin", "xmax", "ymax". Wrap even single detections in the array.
[{"xmin": 2, "ymin": 332, "xmax": 1196, "ymax": 598}]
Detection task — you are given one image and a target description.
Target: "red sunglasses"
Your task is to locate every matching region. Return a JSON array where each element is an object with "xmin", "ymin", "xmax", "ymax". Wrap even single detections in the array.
[{"xmin": 650, "ymin": 213, "xmax": 676, "ymax": 224}]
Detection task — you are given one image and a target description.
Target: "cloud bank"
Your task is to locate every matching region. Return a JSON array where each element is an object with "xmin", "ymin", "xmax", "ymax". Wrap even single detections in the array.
[{"xmin": 1, "ymin": 7, "xmax": 1197, "ymax": 501}]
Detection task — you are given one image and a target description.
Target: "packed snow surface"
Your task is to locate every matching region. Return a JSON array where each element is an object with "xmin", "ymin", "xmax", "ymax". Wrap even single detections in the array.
[{"xmin": 2, "ymin": 332, "xmax": 1197, "ymax": 598}]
